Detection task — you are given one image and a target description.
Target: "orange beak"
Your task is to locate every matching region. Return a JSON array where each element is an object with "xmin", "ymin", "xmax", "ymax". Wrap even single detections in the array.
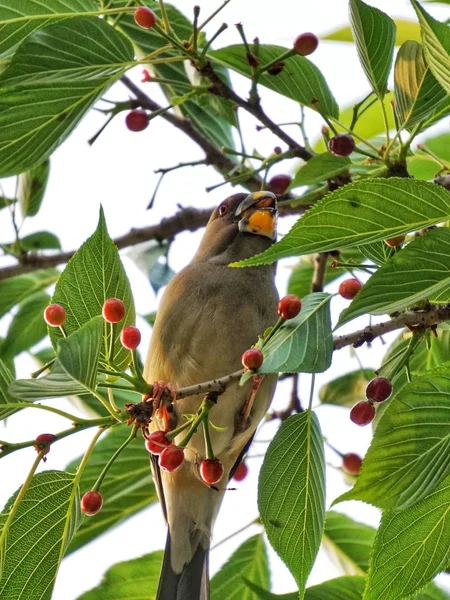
[{"xmin": 235, "ymin": 191, "xmax": 278, "ymax": 241}]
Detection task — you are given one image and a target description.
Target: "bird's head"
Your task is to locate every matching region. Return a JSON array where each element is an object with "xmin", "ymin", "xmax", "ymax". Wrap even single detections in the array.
[{"xmin": 195, "ymin": 191, "xmax": 278, "ymax": 264}]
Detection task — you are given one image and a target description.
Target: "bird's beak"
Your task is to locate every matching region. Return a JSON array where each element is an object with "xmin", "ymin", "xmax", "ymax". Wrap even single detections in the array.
[{"xmin": 235, "ymin": 191, "xmax": 278, "ymax": 241}]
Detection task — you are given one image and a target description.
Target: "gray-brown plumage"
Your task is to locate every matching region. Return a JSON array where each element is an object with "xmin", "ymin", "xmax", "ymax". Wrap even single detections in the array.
[{"xmin": 144, "ymin": 192, "xmax": 279, "ymax": 600}]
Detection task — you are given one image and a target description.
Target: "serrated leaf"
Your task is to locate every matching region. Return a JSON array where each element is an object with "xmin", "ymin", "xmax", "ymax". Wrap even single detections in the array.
[
  {"xmin": 76, "ymin": 551, "xmax": 162, "ymax": 599},
  {"xmin": 58, "ymin": 316, "xmax": 103, "ymax": 391},
  {"xmin": 379, "ymin": 327, "xmax": 450, "ymax": 392},
  {"xmin": 18, "ymin": 159, "xmax": 50, "ymax": 217},
  {"xmin": 0, "ymin": 292, "xmax": 49, "ymax": 358},
  {"xmin": 319, "ymin": 369, "xmax": 373, "ymax": 407},
  {"xmin": 0, "ymin": 358, "xmax": 15, "ymax": 421},
  {"xmin": 50, "ymin": 207, "xmax": 135, "ymax": 370},
  {"xmin": 0, "ymin": 471, "xmax": 81, "ymax": 600},
  {"xmin": 411, "ymin": 0, "xmax": 450, "ymax": 95},
  {"xmin": 235, "ymin": 179, "xmax": 450, "ymax": 266},
  {"xmin": 66, "ymin": 426, "xmax": 157, "ymax": 553},
  {"xmin": 290, "ymin": 154, "xmax": 351, "ymax": 189},
  {"xmin": 349, "ymin": 0, "xmax": 396, "ymax": 98},
  {"xmin": 358, "ymin": 239, "xmax": 394, "ymax": 265},
  {"xmin": 364, "ymin": 474, "xmax": 450, "ymax": 600},
  {"xmin": 337, "ymin": 228, "xmax": 450, "ymax": 328},
  {"xmin": 245, "ymin": 576, "xmax": 366, "ymax": 600},
  {"xmin": 258, "ymin": 412, "xmax": 325, "ymax": 596},
  {"xmin": 416, "ymin": 585, "xmax": 450, "ymax": 600},
  {"xmin": 209, "ymin": 44, "xmax": 339, "ymax": 118},
  {"xmin": 9, "ymin": 317, "xmax": 104, "ymax": 402},
  {"xmin": 211, "ymin": 535, "xmax": 270, "ymax": 600},
  {"xmin": 337, "ymin": 364, "xmax": 450, "ymax": 510},
  {"xmin": 322, "ymin": 20, "xmax": 421, "ymax": 46},
  {"xmin": 394, "ymin": 41, "xmax": 450, "ymax": 131},
  {"xmin": 253, "ymin": 293, "xmax": 332, "ymax": 377},
  {"xmin": 0, "ymin": 17, "xmax": 134, "ymax": 177},
  {"xmin": 0, "ymin": 269, "xmax": 58, "ymax": 319},
  {"xmin": 323, "ymin": 511, "xmax": 376, "ymax": 574},
  {"xmin": 0, "ymin": 0, "xmax": 98, "ymax": 58}
]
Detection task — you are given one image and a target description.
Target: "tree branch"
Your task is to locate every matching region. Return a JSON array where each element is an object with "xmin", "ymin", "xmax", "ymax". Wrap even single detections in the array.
[{"xmin": 0, "ymin": 202, "xmax": 309, "ymax": 281}]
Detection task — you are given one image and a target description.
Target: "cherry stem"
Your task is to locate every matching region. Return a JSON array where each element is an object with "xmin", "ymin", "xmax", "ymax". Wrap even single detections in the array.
[
  {"xmin": 203, "ymin": 419, "xmax": 215, "ymax": 460},
  {"xmin": 178, "ymin": 396, "xmax": 215, "ymax": 448},
  {"xmin": 256, "ymin": 48, "xmax": 295, "ymax": 75},
  {"xmin": 165, "ymin": 418, "xmax": 194, "ymax": 441},
  {"xmin": 92, "ymin": 426, "xmax": 138, "ymax": 492},
  {"xmin": 211, "ymin": 517, "xmax": 261, "ymax": 550}
]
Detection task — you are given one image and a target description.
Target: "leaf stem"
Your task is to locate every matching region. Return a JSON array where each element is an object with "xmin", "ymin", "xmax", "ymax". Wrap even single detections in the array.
[{"xmin": 92, "ymin": 426, "xmax": 137, "ymax": 491}]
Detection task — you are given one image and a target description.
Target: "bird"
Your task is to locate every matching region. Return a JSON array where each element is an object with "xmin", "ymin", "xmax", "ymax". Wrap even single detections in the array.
[{"xmin": 143, "ymin": 191, "xmax": 279, "ymax": 600}]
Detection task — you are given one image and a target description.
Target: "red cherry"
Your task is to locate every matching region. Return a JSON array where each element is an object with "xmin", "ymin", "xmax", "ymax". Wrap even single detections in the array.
[
  {"xmin": 34, "ymin": 433, "xmax": 57, "ymax": 459},
  {"xmin": 365, "ymin": 377, "xmax": 393, "ymax": 403},
  {"xmin": 242, "ymin": 348, "xmax": 264, "ymax": 370},
  {"xmin": 44, "ymin": 304, "xmax": 66, "ymax": 327},
  {"xmin": 125, "ymin": 110, "xmax": 149, "ymax": 132},
  {"xmin": 343, "ymin": 453, "xmax": 363, "ymax": 475},
  {"xmin": 200, "ymin": 458, "xmax": 224, "ymax": 485},
  {"xmin": 293, "ymin": 32, "xmax": 319, "ymax": 56},
  {"xmin": 268, "ymin": 174, "xmax": 292, "ymax": 195},
  {"xmin": 141, "ymin": 69, "xmax": 151, "ymax": 83},
  {"xmin": 233, "ymin": 462, "xmax": 248, "ymax": 482},
  {"xmin": 120, "ymin": 326, "xmax": 141, "ymax": 350},
  {"xmin": 350, "ymin": 401, "xmax": 375, "ymax": 426},
  {"xmin": 278, "ymin": 294, "xmax": 302, "ymax": 319},
  {"xmin": 145, "ymin": 431, "xmax": 171, "ymax": 455},
  {"xmin": 159, "ymin": 446, "xmax": 185, "ymax": 472},
  {"xmin": 102, "ymin": 298, "xmax": 125, "ymax": 324},
  {"xmin": 338, "ymin": 278, "xmax": 362, "ymax": 300},
  {"xmin": 385, "ymin": 235, "xmax": 405, "ymax": 248},
  {"xmin": 329, "ymin": 134, "xmax": 356, "ymax": 157},
  {"xmin": 134, "ymin": 6, "xmax": 157, "ymax": 29},
  {"xmin": 81, "ymin": 491, "xmax": 103, "ymax": 516}
]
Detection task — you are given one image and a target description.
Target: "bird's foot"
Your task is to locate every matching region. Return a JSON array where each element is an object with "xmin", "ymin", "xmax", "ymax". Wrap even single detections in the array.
[{"xmin": 235, "ymin": 374, "xmax": 264, "ymax": 434}]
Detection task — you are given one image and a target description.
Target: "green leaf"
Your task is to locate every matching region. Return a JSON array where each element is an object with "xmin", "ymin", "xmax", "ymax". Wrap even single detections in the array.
[
  {"xmin": 209, "ymin": 44, "xmax": 339, "ymax": 118},
  {"xmin": 364, "ymin": 474, "xmax": 450, "ymax": 600},
  {"xmin": 358, "ymin": 239, "xmax": 394, "ymax": 265},
  {"xmin": 76, "ymin": 551, "xmax": 162, "ymax": 599},
  {"xmin": 57, "ymin": 316, "xmax": 103, "ymax": 391},
  {"xmin": 18, "ymin": 159, "xmax": 50, "ymax": 217},
  {"xmin": 0, "ymin": 0, "xmax": 98, "ymax": 59},
  {"xmin": 323, "ymin": 511, "xmax": 376, "ymax": 574},
  {"xmin": 50, "ymin": 207, "xmax": 135, "ymax": 370},
  {"xmin": 379, "ymin": 327, "xmax": 450, "ymax": 392},
  {"xmin": 290, "ymin": 154, "xmax": 351, "ymax": 189},
  {"xmin": 411, "ymin": 0, "xmax": 450, "ymax": 95},
  {"xmin": 337, "ymin": 364, "xmax": 450, "ymax": 510},
  {"xmin": 337, "ymin": 228, "xmax": 450, "ymax": 328},
  {"xmin": 306, "ymin": 576, "xmax": 366, "ymax": 600},
  {"xmin": 18, "ymin": 231, "xmax": 61, "ymax": 251},
  {"xmin": 0, "ymin": 292, "xmax": 49, "ymax": 358},
  {"xmin": 0, "ymin": 17, "xmax": 134, "ymax": 177},
  {"xmin": 0, "ymin": 269, "xmax": 58, "ymax": 319},
  {"xmin": 258, "ymin": 412, "xmax": 325, "ymax": 595},
  {"xmin": 394, "ymin": 41, "xmax": 450, "ymax": 131},
  {"xmin": 409, "ymin": 133, "xmax": 450, "ymax": 179},
  {"xmin": 9, "ymin": 317, "xmax": 104, "ymax": 402},
  {"xmin": 0, "ymin": 470, "xmax": 81, "ymax": 600},
  {"xmin": 67, "ymin": 426, "xmax": 157, "ymax": 553},
  {"xmin": 211, "ymin": 535, "xmax": 270, "ymax": 600},
  {"xmin": 241, "ymin": 582, "xmax": 298, "ymax": 600},
  {"xmin": 416, "ymin": 585, "xmax": 450, "ymax": 600},
  {"xmin": 255, "ymin": 293, "xmax": 333, "ymax": 376},
  {"xmin": 0, "ymin": 358, "xmax": 16, "ymax": 421},
  {"xmin": 322, "ymin": 20, "xmax": 421, "ymax": 46},
  {"xmin": 319, "ymin": 370, "xmax": 373, "ymax": 407},
  {"xmin": 234, "ymin": 179, "xmax": 450, "ymax": 266},
  {"xmin": 349, "ymin": 0, "xmax": 396, "ymax": 98}
]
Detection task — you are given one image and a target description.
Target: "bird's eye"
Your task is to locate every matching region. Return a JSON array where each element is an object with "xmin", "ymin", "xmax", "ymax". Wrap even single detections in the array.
[{"xmin": 218, "ymin": 202, "xmax": 228, "ymax": 216}]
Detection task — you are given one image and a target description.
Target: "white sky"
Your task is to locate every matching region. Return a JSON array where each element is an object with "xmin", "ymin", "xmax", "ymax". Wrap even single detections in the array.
[{"xmin": 0, "ymin": 0, "xmax": 449, "ymax": 598}]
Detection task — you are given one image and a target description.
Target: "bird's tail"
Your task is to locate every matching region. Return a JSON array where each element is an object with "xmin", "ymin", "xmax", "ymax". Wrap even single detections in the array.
[{"xmin": 156, "ymin": 531, "xmax": 209, "ymax": 600}]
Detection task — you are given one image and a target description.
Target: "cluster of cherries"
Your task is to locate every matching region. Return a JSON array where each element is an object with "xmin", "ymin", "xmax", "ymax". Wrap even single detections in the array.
[{"xmin": 350, "ymin": 376, "xmax": 393, "ymax": 426}]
